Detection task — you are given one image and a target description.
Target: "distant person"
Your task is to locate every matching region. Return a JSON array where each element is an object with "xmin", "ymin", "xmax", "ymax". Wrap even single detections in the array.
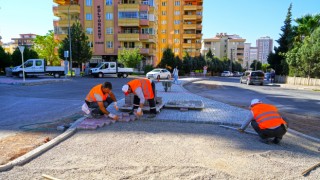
[
  {"xmin": 82, "ymin": 81, "xmax": 119, "ymax": 120},
  {"xmin": 172, "ymin": 66, "xmax": 179, "ymax": 84},
  {"xmin": 203, "ymin": 66, "xmax": 208, "ymax": 78},
  {"xmin": 122, "ymin": 78, "xmax": 157, "ymax": 118},
  {"xmin": 270, "ymin": 71, "xmax": 275, "ymax": 83},
  {"xmin": 238, "ymin": 99, "xmax": 288, "ymax": 144}
]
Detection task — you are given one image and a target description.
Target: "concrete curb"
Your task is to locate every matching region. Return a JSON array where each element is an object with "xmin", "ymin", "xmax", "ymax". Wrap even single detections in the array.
[
  {"xmin": 0, "ymin": 117, "xmax": 86, "ymax": 172},
  {"xmin": 288, "ymin": 129, "xmax": 320, "ymax": 143}
]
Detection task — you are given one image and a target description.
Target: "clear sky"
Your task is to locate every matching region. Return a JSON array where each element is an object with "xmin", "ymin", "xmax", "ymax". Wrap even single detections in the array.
[{"xmin": 0, "ymin": 0, "xmax": 319, "ymax": 47}]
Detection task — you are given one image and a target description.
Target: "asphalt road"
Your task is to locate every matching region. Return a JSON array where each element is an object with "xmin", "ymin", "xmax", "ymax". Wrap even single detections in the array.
[
  {"xmin": 0, "ymin": 76, "xmax": 134, "ymax": 139},
  {"xmin": 184, "ymin": 76, "xmax": 320, "ymax": 118}
]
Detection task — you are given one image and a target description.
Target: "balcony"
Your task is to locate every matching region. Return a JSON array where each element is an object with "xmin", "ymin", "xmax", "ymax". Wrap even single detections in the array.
[
  {"xmin": 54, "ymin": 19, "xmax": 78, "ymax": 27},
  {"xmin": 118, "ymin": 33, "xmax": 140, "ymax": 41},
  {"xmin": 183, "ymin": 24, "xmax": 197, "ymax": 29},
  {"xmin": 182, "ymin": 43, "xmax": 193, "ymax": 48},
  {"xmin": 197, "ymin": 6, "xmax": 203, "ymax": 11},
  {"xmin": 196, "ymin": 34, "xmax": 203, "ymax": 39},
  {"xmin": 184, "ymin": 15, "xmax": 197, "ymax": 20},
  {"xmin": 52, "ymin": 4, "xmax": 80, "ymax": 15},
  {"xmin": 118, "ymin": 19, "xmax": 140, "ymax": 26},
  {"xmin": 140, "ymin": 48, "xmax": 150, "ymax": 54},
  {"xmin": 140, "ymin": 19, "xmax": 149, "ymax": 26},
  {"xmin": 118, "ymin": 3, "xmax": 139, "ymax": 11},
  {"xmin": 183, "ymin": 34, "xmax": 196, "ymax": 39},
  {"xmin": 196, "ymin": 24, "xmax": 202, "ymax": 30},
  {"xmin": 184, "ymin": 5, "xmax": 197, "ymax": 11}
]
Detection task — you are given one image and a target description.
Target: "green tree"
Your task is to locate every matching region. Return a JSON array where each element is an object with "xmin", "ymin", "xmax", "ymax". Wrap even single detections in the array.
[
  {"xmin": 0, "ymin": 46, "xmax": 11, "ymax": 72},
  {"xmin": 11, "ymin": 47, "xmax": 38, "ymax": 66},
  {"xmin": 250, "ymin": 60, "xmax": 262, "ymax": 70},
  {"xmin": 58, "ymin": 21, "xmax": 92, "ymax": 68},
  {"xmin": 261, "ymin": 63, "xmax": 270, "ymax": 72},
  {"xmin": 293, "ymin": 14, "xmax": 320, "ymax": 43},
  {"xmin": 182, "ymin": 52, "xmax": 192, "ymax": 74},
  {"xmin": 33, "ymin": 30, "xmax": 60, "ymax": 66},
  {"xmin": 118, "ymin": 48, "xmax": 143, "ymax": 68},
  {"xmin": 205, "ymin": 48, "xmax": 213, "ymax": 60},
  {"xmin": 268, "ymin": 3, "xmax": 294, "ymax": 75},
  {"xmin": 158, "ymin": 48, "xmax": 174, "ymax": 69}
]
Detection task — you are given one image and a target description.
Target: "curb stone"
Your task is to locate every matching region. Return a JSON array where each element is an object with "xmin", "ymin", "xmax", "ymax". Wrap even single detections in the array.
[{"xmin": 0, "ymin": 117, "xmax": 86, "ymax": 172}]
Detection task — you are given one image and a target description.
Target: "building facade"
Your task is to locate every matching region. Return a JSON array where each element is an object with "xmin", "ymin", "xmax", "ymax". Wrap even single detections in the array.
[
  {"xmin": 243, "ymin": 43, "xmax": 251, "ymax": 70},
  {"xmin": 157, "ymin": 0, "xmax": 203, "ymax": 61},
  {"xmin": 11, "ymin": 33, "xmax": 37, "ymax": 49},
  {"xmin": 249, "ymin": 46, "xmax": 258, "ymax": 63},
  {"xmin": 53, "ymin": 0, "xmax": 203, "ymax": 66},
  {"xmin": 201, "ymin": 33, "xmax": 246, "ymax": 67},
  {"xmin": 256, "ymin": 36, "xmax": 273, "ymax": 64}
]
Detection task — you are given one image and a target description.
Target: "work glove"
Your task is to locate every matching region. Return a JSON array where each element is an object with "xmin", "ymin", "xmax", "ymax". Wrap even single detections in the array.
[
  {"xmin": 238, "ymin": 128, "xmax": 245, "ymax": 133},
  {"xmin": 136, "ymin": 107, "xmax": 143, "ymax": 117},
  {"xmin": 107, "ymin": 113, "xmax": 119, "ymax": 120},
  {"xmin": 81, "ymin": 103, "xmax": 90, "ymax": 114},
  {"xmin": 114, "ymin": 102, "xmax": 119, "ymax": 111}
]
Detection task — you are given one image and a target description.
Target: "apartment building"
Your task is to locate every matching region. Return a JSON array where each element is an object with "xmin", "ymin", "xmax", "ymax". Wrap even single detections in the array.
[
  {"xmin": 53, "ymin": 0, "xmax": 203, "ymax": 66},
  {"xmin": 243, "ymin": 43, "xmax": 251, "ymax": 69},
  {"xmin": 256, "ymin": 36, "xmax": 273, "ymax": 64},
  {"xmin": 201, "ymin": 33, "xmax": 246, "ymax": 66},
  {"xmin": 157, "ymin": 0, "xmax": 203, "ymax": 61},
  {"xmin": 249, "ymin": 46, "xmax": 258, "ymax": 62},
  {"xmin": 53, "ymin": 0, "xmax": 157, "ymax": 66},
  {"xmin": 11, "ymin": 33, "xmax": 37, "ymax": 49}
]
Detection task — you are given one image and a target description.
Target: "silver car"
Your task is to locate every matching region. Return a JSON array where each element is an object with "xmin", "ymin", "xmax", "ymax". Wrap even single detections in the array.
[{"xmin": 240, "ymin": 71, "xmax": 264, "ymax": 85}]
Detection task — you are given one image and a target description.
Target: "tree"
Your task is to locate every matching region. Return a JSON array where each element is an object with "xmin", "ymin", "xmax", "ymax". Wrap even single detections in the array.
[
  {"xmin": 11, "ymin": 47, "xmax": 38, "ymax": 66},
  {"xmin": 118, "ymin": 48, "xmax": 143, "ymax": 68},
  {"xmin": 261, "ymin": 63, "xmax": 270, "ymax": 72},
  {"xmin": 0, "ymin": 46, "xmax": 11, "ymax": 72},
  {"xmin": 33, "ymin": 30, "xmax": 60, "ymax": 66},
  {"xmin": 250, "ymin": 60, "xmax": 262, "ymax": 70},
  {"xmin": 158, "ymin": 48, "xmax": 174, "ymax": 69},
  {"xmin": 293, "ymin": 14, "xmax": 320, "ymax": 43},
  {"xmin": 182, "ymin": 52, "xmax": 192, "ymax": 74},
  {"xmin": 58, "ymin": 21, "xmax": 92, "ymax": 68},
  {"xmin": 205, "ymin": 48, "xmax": 213, "ymax": 60},
  {"xmin": 268, "ymin": 3, "xmax": 294, "ymax": 75}
]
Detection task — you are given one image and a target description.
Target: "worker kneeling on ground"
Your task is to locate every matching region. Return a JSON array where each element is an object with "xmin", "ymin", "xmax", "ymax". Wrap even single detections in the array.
[
  {"xmin": 238, "ymin": 99, "xmax": 288, "ymax": 144},
  {"xmin": 83, "ymin": 81, "xmax": 119, "ymax": 120},
  {"xmin": 122, "ymin": 78, "xmax": 157, "ymax": 118}
]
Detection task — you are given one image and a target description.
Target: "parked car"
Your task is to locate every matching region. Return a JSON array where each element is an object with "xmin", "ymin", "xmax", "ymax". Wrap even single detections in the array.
[
  {"xmin": 240, "ymin": 70, "xmax": 264, "ymax": 85},
  {"xmin": 264, "ymin": 72, "xmax": 271, "ymax": 81},
  {"xmin": 233, "ymin": 71, "xmax": 243, "ymax": 77},
  {"xmin": 221, "ymin": 71, "xmax": 233, "ymax": 77},
  {"xmin": 146, "ymin": 68, "xmax": 171, "ymax": 79}
]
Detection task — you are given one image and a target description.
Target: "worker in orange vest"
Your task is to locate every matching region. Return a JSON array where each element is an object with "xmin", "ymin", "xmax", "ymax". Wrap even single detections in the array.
[
  {"xmin": 238, "ymin": 99, "xmax": 288, "ymax": 144},
  {"xmin": 83, "ymin": 81, "xmax": 119, "ymax": 120},
  {"xmin": 122, "ymin": 78, "xmax": 156, "ymax": 118}
]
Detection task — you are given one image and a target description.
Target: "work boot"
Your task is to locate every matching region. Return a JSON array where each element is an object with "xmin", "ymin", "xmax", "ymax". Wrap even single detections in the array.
[{"xmin": 273, "ymin": 137, "xmax": 282, "ymax": 144}]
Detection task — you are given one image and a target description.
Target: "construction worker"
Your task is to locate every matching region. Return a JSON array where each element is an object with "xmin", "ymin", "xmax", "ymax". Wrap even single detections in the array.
[
  {"xmin": 122, "ymin": 78, "xmax": 157, "ymax": 118},
  {"xmin": 83, "ymin": 81, "xmax": 119, "ymax": 120},
  {"xmin": 238, "ymin": 99, "xmax": 288, "ymax": 144}
]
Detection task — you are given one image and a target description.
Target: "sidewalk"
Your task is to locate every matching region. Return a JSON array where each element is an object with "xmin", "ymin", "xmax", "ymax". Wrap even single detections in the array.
[{"xmin": 0, "ymin": 76, "xmax": 71, "ymax": 86}]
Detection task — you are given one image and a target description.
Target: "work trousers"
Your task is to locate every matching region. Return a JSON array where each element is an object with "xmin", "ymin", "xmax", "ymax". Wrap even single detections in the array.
[
  {"xmin": 85, "ymin": 97, "xmax": 113, "ymax": 115},
  {"xmin": 133, "ymin": 81, "xmax": 156, "ymax": 114},
  {"xmin": 251, "ymin": 121, "xmax": 287, "ymax": 140}
]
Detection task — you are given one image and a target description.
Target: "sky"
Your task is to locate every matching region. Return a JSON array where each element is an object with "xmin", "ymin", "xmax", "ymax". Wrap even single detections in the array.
[{"xmin": 0, "ymin": 0, "xmax": 320, "ymax": 47}]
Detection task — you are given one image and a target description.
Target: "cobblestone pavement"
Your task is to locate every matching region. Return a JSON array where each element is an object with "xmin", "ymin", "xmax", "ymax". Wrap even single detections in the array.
[{"xmin": 115, "ymin": 78, "xmax": 249, "ymax": 126}]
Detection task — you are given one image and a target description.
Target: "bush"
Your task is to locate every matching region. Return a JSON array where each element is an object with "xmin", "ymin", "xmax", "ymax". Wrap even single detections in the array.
[{"xmin": 144, "ymin": 65, "xmax": 154, "ymax": 74}]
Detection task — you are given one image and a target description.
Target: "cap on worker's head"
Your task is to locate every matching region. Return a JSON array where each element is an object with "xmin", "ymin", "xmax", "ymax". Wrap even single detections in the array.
[
  {"xmin": 251, "ymin": 99, "xmax": 262, "ymax": 106},
  {"xmin": 122, "ymin": 85, "xmax": 129, "ymax": 96}
]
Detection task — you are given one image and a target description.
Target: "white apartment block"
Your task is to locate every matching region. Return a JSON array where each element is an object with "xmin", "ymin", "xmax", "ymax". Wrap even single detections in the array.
[
  {"xmin": 256, "ymin": 36, "xmax": 273, "ymax": 64},
  {"xmin": 244, "ymin": 43, "xmax": 251, "ymax": 69}
]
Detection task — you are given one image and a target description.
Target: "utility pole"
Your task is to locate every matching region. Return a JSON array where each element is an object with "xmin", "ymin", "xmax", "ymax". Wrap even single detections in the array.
[
  {"xmin": 229, "ymin": 48, "xmax": 234, "ymax": 72},
  {"xmin": 68, "ymin": 0, "xmax": 74, "ymax": 77}
]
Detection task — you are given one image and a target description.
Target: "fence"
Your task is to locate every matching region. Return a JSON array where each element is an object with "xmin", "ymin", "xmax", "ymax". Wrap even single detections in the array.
[{"xmin": 276, "ymin": 76, "xmax": 320, "ymax": 86}]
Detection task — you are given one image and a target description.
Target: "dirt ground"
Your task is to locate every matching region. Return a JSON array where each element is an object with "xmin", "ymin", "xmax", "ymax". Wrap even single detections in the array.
[{"xmin": 0, "ymin": 113, "xmax": 82, "ymax": 166}]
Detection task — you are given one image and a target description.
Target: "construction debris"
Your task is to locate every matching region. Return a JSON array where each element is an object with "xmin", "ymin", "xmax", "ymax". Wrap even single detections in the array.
[{"xmin": 301, "ymin": 162, "xmax": 320, "ymax": 176}]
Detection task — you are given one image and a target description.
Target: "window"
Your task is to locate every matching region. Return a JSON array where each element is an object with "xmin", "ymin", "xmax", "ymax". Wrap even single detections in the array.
[
  {"xmin": 161, "ymin": 20, "xmax": 167, "ymax": 24},
  {"xmin": 86, "ymin": 13, "xmax": 92, "ymax": 20},
  {"xmin": 107, "ymin": 41, "xmax": 113, "ymax": 48},
  {"xmin": 174, "ymin": 30, "xmax": 179, "ymax": 34},
  {"xmin": 35, "ymin": 60, "xmax": 42, "ymax": 66},
  {"xmin": 86, "ymin": 0, "xmax": 92, "ymax": 6},
  {"xmin": 106, "ymin": 0, "xmax": 112, "ymax": 5},
  {"xmin": 162, "ymin": 39, "xmax": 166, "ymax": 43},
  {"xmin": 124, "ymin": 42, "xmax": 135, "ymax": 48},
  {"xmin": 140, "ymin": 11, "xmax": 148, "ymax": 19},
  {"xmin": 106, "ymin": 13, "xmax": 113, "ymax": 20},
  {"xmin": 162, "ymin": 1, "xmax": 166, "ymax": 6},
  {"xmin": 161, "ymin": 29, "xmax": 166, "ymax": 34},
  {"xmin": 174, "ymin": 1, "xmax": 180, "ymax": 6},
  {"xmin": 86, "ymin": 28, "xmax": 93, "ymax": 34},
  {"xmin": 142, "ymin": 28, "xmax": 154, "ymax": 34},
  {"xmin": 106, "ymin": 27, "xmax": 113, "ymax": 34},
  {"xmin": 174, "ymin": 39, "xmax": 180, "ymax": 43},
  {"xmin": 118, "ymin": 12, "xmax": 139, "ymax": 19},
  {"xmin": 174, "ymin": 11, "xmax": 180, "ymax": 15},
  {"xmin": 25, "ymin": 61, "xmax": 33, "ymax": 68},
  {"xmin": 162, "ymin": 11, "xmax": 166, "ymax": 15},
  {"xmin": 174, "ymin": 48, "xmax": 179, "ymax": 53},
  {"xmin": 174, "ymin": 20, "xmax": 180, "ymax": 24}
]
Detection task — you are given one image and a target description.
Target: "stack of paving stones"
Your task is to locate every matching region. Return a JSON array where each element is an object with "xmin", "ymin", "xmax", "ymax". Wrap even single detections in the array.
[{"xmin": 77, "ymin": 113, "xmax": 137, "ymax": 130}]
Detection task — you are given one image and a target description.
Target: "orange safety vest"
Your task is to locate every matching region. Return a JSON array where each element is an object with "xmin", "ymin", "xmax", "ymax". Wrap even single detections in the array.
[
  {"xmin": 251, "ymin": 103, "xmax": 287, "ymax": 129},
  {"xmin": 85, "ymin": 84, "xmax": 108, "ymax": 102},
  {"xmin": 128, "ymin": 79, "xmax": 154, "ymax": 99}
]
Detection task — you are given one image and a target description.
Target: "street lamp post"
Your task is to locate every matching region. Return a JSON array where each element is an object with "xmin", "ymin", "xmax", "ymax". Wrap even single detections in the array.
[
  {"xmin": 229, "ymin": 48, "xmax": 234, "ymax": 72},
  {"xmin": 68, "ymin": 0, "xmax": 73, "ymax": 77}
]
